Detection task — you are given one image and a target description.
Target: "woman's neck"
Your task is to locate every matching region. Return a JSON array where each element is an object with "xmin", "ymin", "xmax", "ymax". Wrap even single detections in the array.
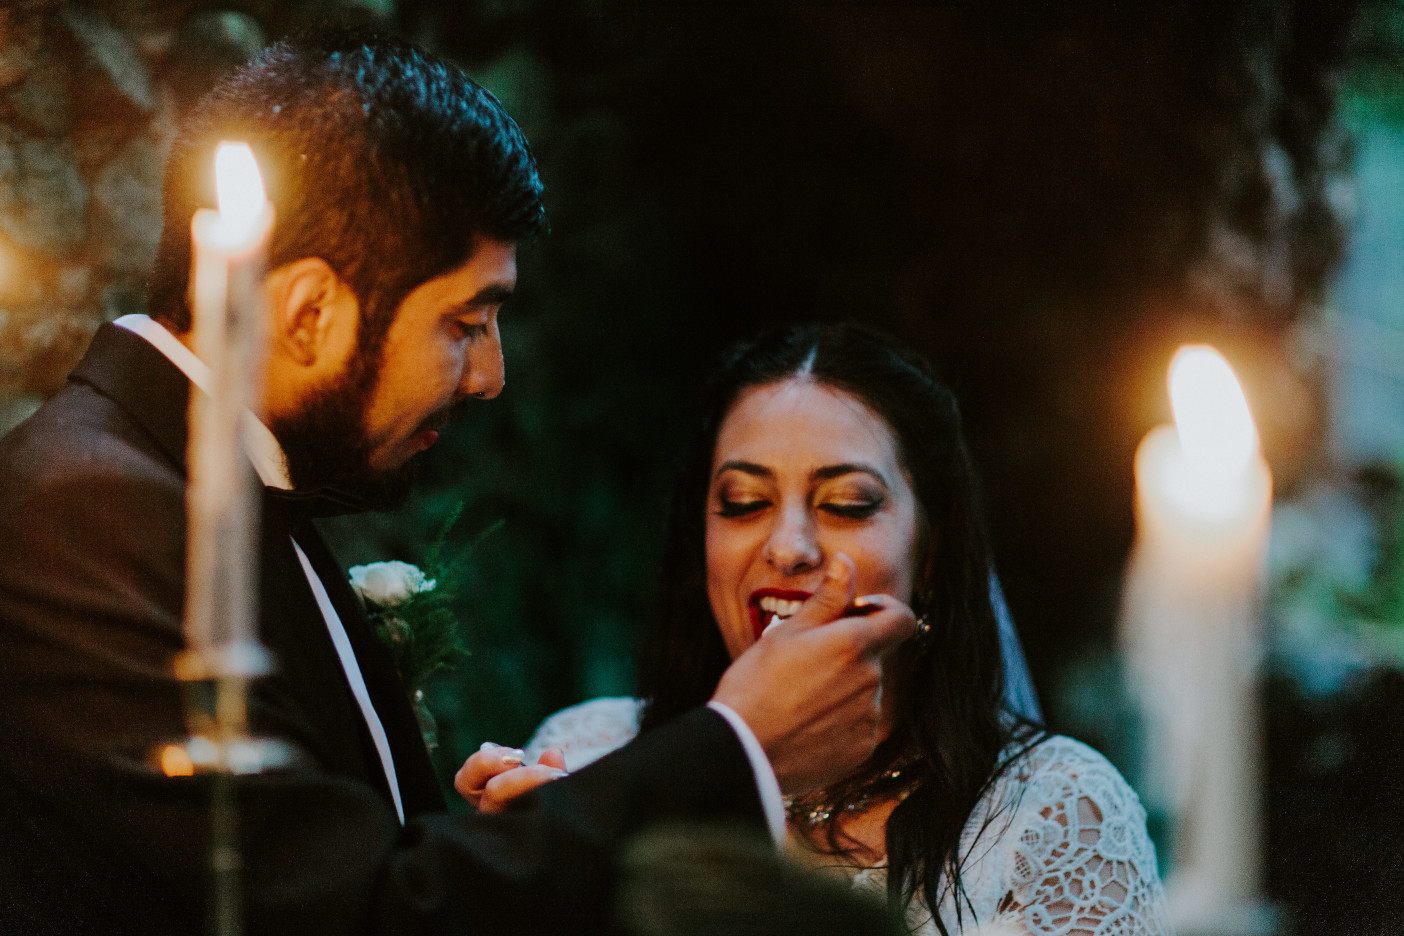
[{"xmin": 787, "ymin": 793, "xmax": 902, "ymax": 869}]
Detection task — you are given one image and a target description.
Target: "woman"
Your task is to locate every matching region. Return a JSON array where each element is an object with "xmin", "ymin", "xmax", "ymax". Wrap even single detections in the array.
[{"xmin": 521, "ymin": 324, "xmax": 1169, "ymax": 936}]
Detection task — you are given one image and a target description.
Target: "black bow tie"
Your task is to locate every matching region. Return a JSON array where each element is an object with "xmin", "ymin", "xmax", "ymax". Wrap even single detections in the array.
[{"xmin": 264, "ymin": 485, "xmax": 375, "ymax": 523}]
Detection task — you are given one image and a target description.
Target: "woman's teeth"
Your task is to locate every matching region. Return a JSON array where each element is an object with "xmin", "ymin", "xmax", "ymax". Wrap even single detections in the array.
[
  {"xmin": 757, "ymin": 596, "xmax": 802, "ymax": 619},
  {"xmin": 758, "ymin": 595, "xmax": 803, "ymax": 636}
]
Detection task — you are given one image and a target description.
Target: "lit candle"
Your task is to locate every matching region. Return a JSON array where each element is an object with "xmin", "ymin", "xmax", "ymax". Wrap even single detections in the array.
[
  {"xmin": 182, "ymin": 142, "xmax": 274, "ymax": 665},
  {"xmin": 1120, "ymin": 345, "xmax": 1274, "ymax": 932}
]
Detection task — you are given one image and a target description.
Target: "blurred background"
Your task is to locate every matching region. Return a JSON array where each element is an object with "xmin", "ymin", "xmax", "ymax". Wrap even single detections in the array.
[{"xmin": 0, "ymin": 1, "xmax": 1399, "ymax": 932}]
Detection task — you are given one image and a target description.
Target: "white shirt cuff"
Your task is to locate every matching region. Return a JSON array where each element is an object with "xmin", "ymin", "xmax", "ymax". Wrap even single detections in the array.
[{"xmin": 705, "ymin": 700, "xmax": 785, "ymax": 845}]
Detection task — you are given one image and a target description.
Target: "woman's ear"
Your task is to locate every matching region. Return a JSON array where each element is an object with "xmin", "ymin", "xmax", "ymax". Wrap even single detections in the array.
[{"xmin": 264, "ymin": 257, "xmax": 357, "ymax": 368}]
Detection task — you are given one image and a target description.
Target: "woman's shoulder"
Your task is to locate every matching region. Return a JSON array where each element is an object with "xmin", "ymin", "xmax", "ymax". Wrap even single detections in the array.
[
  {"xmin": 1002, "ymin": 734, "xmax": 1148, "ymax": 824},
  {"xmin": 1008, "ymin": 734, "xmax": 1132, "ymax": 783},
  {"xmin": 523, "ymin": 696, "xmax": 645, "ymax": 771},
  {"xmin": 964, "ymin": 734, "xmax": 1170, "ymax": 935}
]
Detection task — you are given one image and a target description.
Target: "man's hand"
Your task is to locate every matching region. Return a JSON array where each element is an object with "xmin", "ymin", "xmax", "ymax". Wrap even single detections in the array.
[
  {"xmin": 455, "ymin": 744, "xmax": 569, "ymax": 813},
  {"xmin": 710, "ymin": 554, "xmax": 915, "ymax": 796}
]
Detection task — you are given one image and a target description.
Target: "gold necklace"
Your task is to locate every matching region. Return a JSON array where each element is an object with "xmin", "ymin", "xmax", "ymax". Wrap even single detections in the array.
[{"xmin": 785, "ymin": 752, "xmax": 924, "ymax": 829}]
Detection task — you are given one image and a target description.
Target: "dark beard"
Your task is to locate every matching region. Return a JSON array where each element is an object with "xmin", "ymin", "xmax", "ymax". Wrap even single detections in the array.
[{"xmin": 268, "ymin": 354, "xmax": 418, "ymax": 513}]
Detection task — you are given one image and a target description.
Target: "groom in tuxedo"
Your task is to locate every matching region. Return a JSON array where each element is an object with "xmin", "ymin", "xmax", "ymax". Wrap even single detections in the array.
[{"xmin": 0, "ymin": 30, "xmax": 912, "ymax": 936}]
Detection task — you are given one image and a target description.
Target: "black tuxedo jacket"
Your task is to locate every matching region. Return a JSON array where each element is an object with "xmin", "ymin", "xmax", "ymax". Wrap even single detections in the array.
[{"xmin": 0, "ymin": 324, "xmax": 763, "ymax": 935}]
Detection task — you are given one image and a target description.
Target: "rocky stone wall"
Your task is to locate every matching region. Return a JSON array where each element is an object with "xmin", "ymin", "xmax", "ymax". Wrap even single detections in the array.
[{"xmin": 0, "ymin": 0, "xmax": 388, "ymax": 433}]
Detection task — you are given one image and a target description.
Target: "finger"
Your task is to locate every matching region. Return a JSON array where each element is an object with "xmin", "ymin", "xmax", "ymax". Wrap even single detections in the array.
[
  {"xmin": 823, "ymin": 600, "xmax": 917, "ymax": 658},
  {"xmin": 454, "ymin": 743, "xmax": 526, "ymax": 804},
  {"xmin": 865, "ymin": 600, "xmax": 918, "ymax": 652},
  {"xmin": 478, "ymin": 763, "xmax": 570, "ymax": 815},
  {"xmin": 535, "ymin": 747, "xmax": 567, "ymax": 771},
  {"xmin": 785, "ymin": 553, "xmax": 856, "ymax": 631}
]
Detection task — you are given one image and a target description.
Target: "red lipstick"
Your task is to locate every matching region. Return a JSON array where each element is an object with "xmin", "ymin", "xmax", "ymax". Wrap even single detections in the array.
[
  {"xmin": 747, "ymin": 589, "xmax": 886, "ymax": 640},
  {"xmin": 748, "ymin": 588, "xmax": 812, "ymax": 641}
]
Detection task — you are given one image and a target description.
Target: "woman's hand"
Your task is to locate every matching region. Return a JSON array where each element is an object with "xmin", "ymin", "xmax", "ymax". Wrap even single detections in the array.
[{"xmin": 455, "ymin": 743, "xmax": 569, "ymax": 813}]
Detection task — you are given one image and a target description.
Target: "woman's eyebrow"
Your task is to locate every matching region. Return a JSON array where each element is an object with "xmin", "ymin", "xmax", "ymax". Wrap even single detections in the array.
[
  {"xmin": 811, "ymin": 463, "xmax": 887, "ymax": 485},
  {"xmin": 714, "ymin": 460, "xmax": 771, "ymax": 481}
]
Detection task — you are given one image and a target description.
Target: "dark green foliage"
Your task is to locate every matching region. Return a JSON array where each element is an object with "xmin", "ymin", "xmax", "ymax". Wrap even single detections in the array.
[
  {"xmin": 372, "ymin": 596, "xmax": 466, "ymax": 696},
  {"xmin": 1265, "ymin": 668, "xmax": 1404, "ymax": 933},
  {"xmin": 311, "ymin": 0, "xmax": 1399, "ymax": 915},
  {"xmin": 1346, "ymin": 0, "xmax": 1404, "ymax": 127},
  {"xmin": 1335, "ymin": 462, "xmax": 1404, "ymax": 635},
  {"xmin": 363, "ymin": 0, "xmax": 1381, "ymax": 760}
]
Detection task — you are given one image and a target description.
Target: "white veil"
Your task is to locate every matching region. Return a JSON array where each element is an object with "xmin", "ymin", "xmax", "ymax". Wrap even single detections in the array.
[{"xmin": 991, "ymin": 570, "xmax": 1042, "ymax": 722}]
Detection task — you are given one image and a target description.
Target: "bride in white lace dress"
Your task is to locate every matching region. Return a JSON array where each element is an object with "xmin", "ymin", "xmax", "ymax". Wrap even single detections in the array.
[{"xmin": 528, "ymin": 324, "xmax": 1170, "ymax": 936}]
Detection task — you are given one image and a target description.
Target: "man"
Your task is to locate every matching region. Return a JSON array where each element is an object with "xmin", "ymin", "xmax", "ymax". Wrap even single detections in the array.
[{"xmin": 0, "ymin": 30, "xmax": 912, "ymax": 936}]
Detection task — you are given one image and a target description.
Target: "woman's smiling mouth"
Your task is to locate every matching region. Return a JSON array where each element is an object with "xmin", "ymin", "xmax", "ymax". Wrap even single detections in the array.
[{"xmin": 748, "ymin": 588, "xmax": 812, "ymax": 641}]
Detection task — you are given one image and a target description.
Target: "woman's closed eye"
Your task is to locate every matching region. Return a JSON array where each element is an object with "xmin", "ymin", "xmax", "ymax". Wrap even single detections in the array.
[
  {"xmin": 814, "ymin": 477, "xmax": 887, "ymax": 520},
  {"xmin": 820, "ymin": 498, "xmax": 883, "ymax": 520},
  {"xmin": 715, "ymin": 496, "xmax": 769, "ymax": 519}
]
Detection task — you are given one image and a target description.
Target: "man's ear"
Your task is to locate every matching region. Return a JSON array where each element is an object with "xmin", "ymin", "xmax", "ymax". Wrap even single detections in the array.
[{"xmin": 264, "ymin": 258, "xmax": 357, "ymax": 367}]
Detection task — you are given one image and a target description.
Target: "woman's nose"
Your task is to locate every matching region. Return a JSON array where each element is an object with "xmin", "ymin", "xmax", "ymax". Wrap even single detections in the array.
[{"xmin": 762, "ymin": 509, "xmax": 822, "ymax": 575}]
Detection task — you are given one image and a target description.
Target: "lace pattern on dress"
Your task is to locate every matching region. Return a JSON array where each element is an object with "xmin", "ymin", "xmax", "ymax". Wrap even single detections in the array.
[
  {"xmin": 924, "ymin": 736, "xmax": 1169, "ymax": 936},
  {"xmin": 525, "ymin": 702, "xmax": 1170, "ymax": 936},
  {"xmin": 833, "ymin": 737, "xmax": 1170, "ymax": 936},
  {"xmin": 524, "ymin": 696, "xmax": 645, "ymax": 771}
]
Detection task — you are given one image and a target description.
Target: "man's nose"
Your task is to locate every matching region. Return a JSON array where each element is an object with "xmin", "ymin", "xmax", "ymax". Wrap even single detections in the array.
[
  {"xmin": 762, "ymin": 508, "xmax": 822, "ymax": 575},
  {"xmin": 459, "ymin": 325, "xmax": 505, "ymax": 400}
]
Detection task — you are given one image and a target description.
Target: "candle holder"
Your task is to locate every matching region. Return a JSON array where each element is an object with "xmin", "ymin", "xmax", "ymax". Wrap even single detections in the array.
[
  {"xmin": 161, "ymin": 652, "xmax": 292, "ymax": 936},
  {"xmin": 170, "ymin": 141, "xmax": 281, "ymax": 936},
  {"xmin": 170, "ymin": 642, "xmax": 291, "ymax": 774}
]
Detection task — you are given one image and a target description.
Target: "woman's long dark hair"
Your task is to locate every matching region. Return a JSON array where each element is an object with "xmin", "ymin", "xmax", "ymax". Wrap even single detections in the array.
[{"xmin": 638, "ymin": 323, "xmax": 1042, "ymax": 934}]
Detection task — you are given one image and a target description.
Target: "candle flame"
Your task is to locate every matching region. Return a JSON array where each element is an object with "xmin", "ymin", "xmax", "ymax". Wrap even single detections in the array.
[
  {"xmin": 1168, "ymin": 345, "xmax": 1258, "ymax": 482},
  {"xmin": 160, "ymin": 744, "xmax": 195, "ymax": 777},
  {"xmin": 213, "ymin": 142, "xmax": 267, "ymax": 240}
]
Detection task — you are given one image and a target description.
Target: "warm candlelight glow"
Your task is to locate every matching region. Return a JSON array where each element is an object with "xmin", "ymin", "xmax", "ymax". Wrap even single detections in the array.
[
  {"xmin": 184, "ymin": 139, "xmax": 273, "ymax": 657},
  {"xmin": 205, "ymin": 141, "xmax": 269, "ymax": 248},
  {"xmin": 1146, "ymin": 345, "xmax": 1264, "ymax": 524},
  {"xmin": 1122, "ymin": 340, "xmax": 1274, "ymax": 929},
  {"xmin": 1169, "ymin": 345, "xmax": 1258, "ymax": 483},
  {"xmin": 160, "ymin": 744, "xmax": 196, "ymax": 777}
]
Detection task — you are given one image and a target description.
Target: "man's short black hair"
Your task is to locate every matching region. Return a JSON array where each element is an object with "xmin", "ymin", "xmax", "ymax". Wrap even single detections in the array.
[{"xmin": 147, "ymin": 29, "xmax": 545, "ymax": 353}]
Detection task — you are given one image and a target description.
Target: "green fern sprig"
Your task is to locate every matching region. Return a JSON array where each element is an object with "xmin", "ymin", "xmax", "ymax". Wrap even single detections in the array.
[{"xmin": 355, "ymin": 510, "xmax": 505, "ymax": 695}]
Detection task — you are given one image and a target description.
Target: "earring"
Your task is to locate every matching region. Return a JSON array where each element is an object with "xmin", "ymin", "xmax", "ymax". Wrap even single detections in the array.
[{"xmin": 912, "ymin": 589, "xmax": 933, "ymax": 638}]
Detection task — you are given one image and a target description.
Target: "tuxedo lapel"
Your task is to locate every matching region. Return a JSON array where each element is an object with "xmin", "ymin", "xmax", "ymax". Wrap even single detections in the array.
[
  {"xmin": 70, "ymin": 323, "xmax": 191, "ymax": 472},
  {"xmin": 289, "ymin": 521, "xmax": 447, "ymax": 816},
  {"xmin": 252, "ymin": 495, "xmax": 390, "ymax": 798},
  {"xmin": 71, "ymin": 322, "xmax": 445, "ymax": 816}
]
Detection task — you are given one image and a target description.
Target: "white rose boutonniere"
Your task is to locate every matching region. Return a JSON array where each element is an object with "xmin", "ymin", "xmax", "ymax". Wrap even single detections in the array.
[
  {"xmin": 349, "ymin": 561, "xmax": 437, "ymax": 607},
  {"xmin": 348, "ymin": 512, "xmax": 501, "ymax": 751}
]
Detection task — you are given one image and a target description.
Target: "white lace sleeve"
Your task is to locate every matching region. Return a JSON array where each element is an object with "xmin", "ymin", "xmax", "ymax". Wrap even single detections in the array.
[
  {"xmin": 523, "ymin": 696, "xmax": 645, "ymax": 771},
  {"xmin": 988, "ymin": 737, "xmax": 1171, "ymax": 936}
]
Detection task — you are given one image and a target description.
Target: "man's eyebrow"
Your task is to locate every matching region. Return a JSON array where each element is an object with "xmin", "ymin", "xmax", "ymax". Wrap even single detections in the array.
[
  {"xmin": 462, "ymin": 283, "xmax": 514, "ymax": 307},
  {"xmin": 812, "ymin": 463, "xmax": 888, "ymax": 485},
  {"xmin": 714, "ymin": 460, "xmax": 771, "ymax": 481}
]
